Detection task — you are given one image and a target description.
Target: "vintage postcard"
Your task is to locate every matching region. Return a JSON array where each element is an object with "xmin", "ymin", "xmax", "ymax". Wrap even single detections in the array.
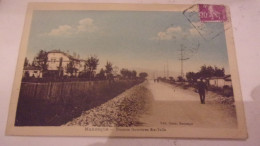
[{"xmin": 6, "ymin": 3, "xmax": 247, "ymax": 139}]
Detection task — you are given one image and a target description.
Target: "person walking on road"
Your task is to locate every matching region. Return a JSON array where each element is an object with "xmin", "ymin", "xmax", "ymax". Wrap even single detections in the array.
[{"xmin": 197, "ymin": 78, "xmax": 208, "ymax": 104}]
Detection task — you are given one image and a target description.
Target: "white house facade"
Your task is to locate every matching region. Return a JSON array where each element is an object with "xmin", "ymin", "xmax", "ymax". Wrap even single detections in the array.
[
  {"xmin": 209, "ymin": 75, "xmax": 232, "ymax": 88},
  {"xmin": 23, "ymin": 66, "xmax": 42, "ymax": 78},
  {"xmin": 46, "ymin": 50, "xmax": 86, "ymax": 77}
]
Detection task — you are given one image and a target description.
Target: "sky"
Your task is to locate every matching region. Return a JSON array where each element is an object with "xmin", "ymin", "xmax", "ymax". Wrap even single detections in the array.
[{"xmin": 26, "ymin": 10, "xmax": 230, "ymax": 78}]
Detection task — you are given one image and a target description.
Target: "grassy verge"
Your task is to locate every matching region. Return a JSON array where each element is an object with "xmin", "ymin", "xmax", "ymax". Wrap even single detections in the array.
[{"xmin": 66, "ymin": 82, "xmax": 151, "ymax": 127}]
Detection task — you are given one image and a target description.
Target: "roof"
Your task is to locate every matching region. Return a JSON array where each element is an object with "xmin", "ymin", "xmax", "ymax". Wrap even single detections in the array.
[
  {"xmin": 224, "ymin": 75, "xmax": 231, "ymax": 81},
  {"xmin": 47, "ymin": 50, "xmax": 86, "ymax": 62},
  {"xmin": 209, "ymin": 75, "xmax": 231, "ymax": 81}
]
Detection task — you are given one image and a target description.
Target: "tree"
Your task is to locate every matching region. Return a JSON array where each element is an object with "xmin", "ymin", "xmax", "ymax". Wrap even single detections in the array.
[
  {"xmin": 31, "ymin": 57, "xmax": 37, "ymax": 67},
  {"xmin": 139, "ymin": 72, "xmax": 148, "ymax": 79},
  {"xmin": 24, "ymin": 57, "xmax": 29, "ymax": 67},
  {"xmin": 199, "ymin": 65, "xmax": 214, "ymax": 78},
  {"xmin": 177, "ymin": 76, "xmax": 185, "ymax": 82},
  {"xmin": 186, "ymin": 72, "xmax": 197, "ymax": 83},
  {"xmin": 96, "ymin": 68, "xmax": 106, "ymax": 80},
  {"xmin": 24, "ymin": 71, "xmax": 30, "ymax": 78},
  {"xmin": 120, "ymin": 68, "xmax": 129, "ymax": 79},
  {"xmin": 79, "ymin": 71, "xmax": 92, "ymax": 79},
  {"xmin": 131, "ymin": 70, "xmax": 137, "ymax": 79},
  {"xmin": 57, "ymin": 57, "xmax": 63, "ymax": 77},
  {"xmin": 105, "ymin": 61, "xmax": 113, "ymax": 80},
  {"xmin": 105, "ymin": 62, "xmax": 113, "ymax": 74},
  {"xmin": 66, "ymin": 60, "xmax": 78, "ymax": 77},
  {"xmin": 85, "ymin": 56, "xmax": 99, "ymax": 80},
  {"xmin": 214, "ymin": 66, "xmax": 225, "ymax": 77},
  {"xmin": 169, "ymin": 76, "xmax": 175, "ymax": 82},
  {"xmin": 197, "ymin": 65, "xmax": 225, "ymax": 79},
  {"xmin": 34, "ymin": 50, "xmax": 48, "ymax": 75}
]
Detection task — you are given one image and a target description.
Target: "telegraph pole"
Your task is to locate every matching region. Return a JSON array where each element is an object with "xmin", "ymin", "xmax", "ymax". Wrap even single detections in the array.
[
  {"xmin": 167, "ymin": 59, "xmax": 169, "ymax": 79},
  {"xmin": 179, "ymin": 44, "xmax": 190, "ymax": 78},
  {"xmin": 180, "ymin": 47, "xmax": 184, "ymax": 77},
  {"xmin": 164, "ymin": 64, "xmax": 166, "ymax": 78}
]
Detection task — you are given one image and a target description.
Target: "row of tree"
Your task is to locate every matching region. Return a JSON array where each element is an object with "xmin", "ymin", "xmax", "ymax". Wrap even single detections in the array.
[
  {"xmin": 24, "ymin": 50, "xmax": 148, "ymax": 81},
  {"xmin": 156, "ymin": 65, "xmax": 225, "ymax": 83},
  {"xmin": 186, "ymin": 65, "xmax": 225, "ymax": 83},
  {"xmin": 120, "ymin": 68, "xmax": 148, "ymax": 79},
  {"xmin": 24, "ymin": 50, "xmax": 48, "ymax": 70}
]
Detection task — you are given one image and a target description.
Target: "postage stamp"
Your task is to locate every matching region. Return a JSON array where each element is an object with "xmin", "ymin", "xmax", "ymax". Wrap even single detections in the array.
[
  {"xmin": 183, "ymin": 4, "xmax": 231, "ymax": 40},
  {"xmin": 198, "ymin": 4, "xmax": 227, "ymax": 22}
]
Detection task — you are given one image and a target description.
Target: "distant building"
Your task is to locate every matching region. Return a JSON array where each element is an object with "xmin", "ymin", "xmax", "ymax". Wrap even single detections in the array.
[
  {"xmin": 47, "ymin": 50, "xmax": 86, "ymax": 77},
  {"xmin": 209, "ymin": 75, "xmax": 232, "ymax": 88},
  {"xmin": 23, "ymin": 66, "xmax": 42, "ymax": 78},
  {"xmin": 114, "ymin": 75, "xmax": 121, "ymax": 81},
  {"xmin": 26, "ymin": 50, "xmax": 87, "ymax": 78}
]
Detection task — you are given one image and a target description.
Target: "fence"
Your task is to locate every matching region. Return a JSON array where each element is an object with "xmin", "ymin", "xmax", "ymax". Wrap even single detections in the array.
[
  {"xmin": 16, "ymin": 79, "xmax": 143, "ymax": 126},
  {"xmin": 19, "ymin": 80, "xmax": 140, "ymax": 103}
]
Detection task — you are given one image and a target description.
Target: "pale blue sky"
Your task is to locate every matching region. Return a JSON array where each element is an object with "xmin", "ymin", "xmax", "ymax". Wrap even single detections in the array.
[{"xmin": 27, "ymin": 10, "xmax": 230, "ymax": 77}]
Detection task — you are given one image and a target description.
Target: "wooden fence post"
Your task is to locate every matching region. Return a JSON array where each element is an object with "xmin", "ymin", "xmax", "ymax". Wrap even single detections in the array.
[
  {"xmin": 49, "ymin": 82, "xmax": 53, "ymax": 102},
  {"xmin": 60, "ymin": 81, "xmax": 64, "ymax": 104},
  {"xmin": 33, "ymin": 83, "xmax": 38, "ymax": 99}
]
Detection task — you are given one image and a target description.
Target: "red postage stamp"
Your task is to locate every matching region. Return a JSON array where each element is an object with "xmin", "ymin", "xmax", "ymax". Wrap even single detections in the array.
[{"xmin": 199, "ymin": 4, "xmax": 227, "ymax": 22}]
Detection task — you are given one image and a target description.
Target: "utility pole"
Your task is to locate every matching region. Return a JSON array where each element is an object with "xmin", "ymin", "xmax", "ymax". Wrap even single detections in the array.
[
  {"xmin": 167, "ymin": 59, "xmax": 169, "ymax": 79},
  {"xmin": 179, "ymin": 44, "xmax": 190, "ymax": 78},
  {"xmin": 164, "ymin": 64, "xmax": 166, "ymax": 78},
  {"xmin": 180, "ymin": 47, "xmax": 184, "ymax": 77}
]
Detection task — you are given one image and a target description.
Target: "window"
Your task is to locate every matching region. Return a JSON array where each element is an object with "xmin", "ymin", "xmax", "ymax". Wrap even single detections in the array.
[{"xmin": 51, "ymin": 58, "xmax": 56, "ymax": 63}]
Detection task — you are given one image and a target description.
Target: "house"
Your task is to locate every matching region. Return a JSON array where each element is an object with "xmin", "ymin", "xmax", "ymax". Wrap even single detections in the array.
[
  {"xmin": 23, "ymin": 66, "xmax": 42, "ymax": 78},
  {"xmin": 209, "ymin": 75, "xmax": 232, "ymax": 88},
  {"xmin": 47, "ymin": 50, "xmax": 86, "ymax": 77}
]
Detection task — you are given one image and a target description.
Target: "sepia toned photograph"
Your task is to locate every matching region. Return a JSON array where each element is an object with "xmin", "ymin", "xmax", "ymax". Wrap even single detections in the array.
[{"xmin": 6, "ymin": 3, "xmax": 247, "ymax": 139}]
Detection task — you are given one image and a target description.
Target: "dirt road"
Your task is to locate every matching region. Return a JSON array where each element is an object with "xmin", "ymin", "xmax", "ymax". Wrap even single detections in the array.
[
  {"xmin": 139, "ymin": 80, "xmax": 237, "ymax": 128},
  {"xmin": 66, "ymin": 80, "xmax": 237, "ymax": 128}
]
